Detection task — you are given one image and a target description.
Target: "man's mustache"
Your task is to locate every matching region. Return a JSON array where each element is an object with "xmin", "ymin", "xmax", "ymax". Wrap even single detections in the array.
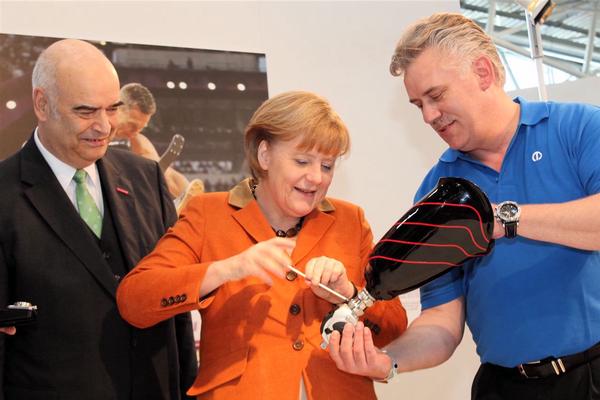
[{"xmin": 432, "ymin": 115, "xmax": 454, "ymax": 131}]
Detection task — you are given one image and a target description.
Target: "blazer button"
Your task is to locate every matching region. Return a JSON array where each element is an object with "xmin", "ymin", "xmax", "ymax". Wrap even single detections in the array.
[
  {"xmin": 292, "ymin": 340, "xmax": 304, "ymax": 351},
  {"xmin": 175, "ymin": 295, "xmax": 181, "ymax": 303},
  {"xmin": 286, "ymin": 271, "xmax": 297, "ymax": 281},
  {"xmin": 102, "ymin": 252, "xmax": 110, "ymax": 260},
  {"xmin": 168, "ymin": 296, "xmax": 175, "ymax": 305},
  {"xmin": 160, "ymin": 298, "xmax": 168, "ymax": 307},
  {"xmin": 114, "ymin": 274, "xmax": 121, "ymax": 281},
  {"xmin": 289, "ymin": 304, "xmax": 301, "ymax": 315},
  {"xmin": 181, "ymin": 293, "xmax": 187, "ymax": 301}
]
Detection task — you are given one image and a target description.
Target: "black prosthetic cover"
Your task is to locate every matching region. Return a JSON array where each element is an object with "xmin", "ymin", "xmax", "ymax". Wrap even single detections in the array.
[
  {"xmin": 320, "ymin": 177, "xmax": 495, "ymax": 348},
  {"xmin": 365, "ymin": 177, "xmax": 495, "ymax": 300}
]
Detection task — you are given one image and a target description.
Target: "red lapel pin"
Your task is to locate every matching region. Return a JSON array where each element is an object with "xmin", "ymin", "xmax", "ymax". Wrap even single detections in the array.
[{"xmin": 116, "ymin": 187, "xmax": 129, "ymax": 196}]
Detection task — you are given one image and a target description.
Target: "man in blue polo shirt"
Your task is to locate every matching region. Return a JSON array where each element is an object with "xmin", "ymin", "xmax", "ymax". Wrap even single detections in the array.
[{"xmin": 328, "ymin": 12, "xmax": 600, "ymax": 399}]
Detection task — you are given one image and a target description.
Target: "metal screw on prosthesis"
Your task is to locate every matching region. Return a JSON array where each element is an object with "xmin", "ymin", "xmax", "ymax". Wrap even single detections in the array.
[{"xmin": 320, "ymin": 288, "xmax": 376, "ymax": 349}]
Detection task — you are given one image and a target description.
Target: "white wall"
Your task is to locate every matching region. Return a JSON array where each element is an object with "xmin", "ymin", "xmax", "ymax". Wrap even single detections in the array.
[
  {"xmin": 0, "ymin": 1, "xmax": 489, "ymax": 399},
  {"xmin": 0, "ymin": 0, "xmax": 458, "ymax": 236}
]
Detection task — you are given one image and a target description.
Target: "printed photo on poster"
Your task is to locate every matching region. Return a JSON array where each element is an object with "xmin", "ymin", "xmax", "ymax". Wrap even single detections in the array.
[{"xmin": 0, "ymin": 33, "xmax": 269, "ymax": 193}]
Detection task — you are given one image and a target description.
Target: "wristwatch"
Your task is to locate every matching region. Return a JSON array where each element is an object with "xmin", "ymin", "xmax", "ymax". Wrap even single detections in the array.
[{"xmin": 495, "ymin": 201, "xmax": 521, "ymax": 239}]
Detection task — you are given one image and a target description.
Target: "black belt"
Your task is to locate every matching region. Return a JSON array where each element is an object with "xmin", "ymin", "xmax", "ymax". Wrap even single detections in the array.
[{"xmin": 514, "ymin": 341, "xmax": 600, "ymax": 379}]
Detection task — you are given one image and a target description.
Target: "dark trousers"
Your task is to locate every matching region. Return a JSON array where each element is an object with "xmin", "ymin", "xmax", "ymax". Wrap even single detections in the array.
[{"xmin": 472, "ymin": 358, "xmax": 600, "ymax": 400}]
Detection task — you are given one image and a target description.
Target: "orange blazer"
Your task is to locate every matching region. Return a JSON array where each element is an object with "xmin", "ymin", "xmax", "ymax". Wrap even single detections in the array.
[{"xmin": 117, "ymin": 179, "xmax": 407, "ymax": 400}]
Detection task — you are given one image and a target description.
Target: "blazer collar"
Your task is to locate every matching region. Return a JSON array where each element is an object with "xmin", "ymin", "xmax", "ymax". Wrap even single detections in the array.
[{"xmin": 228, "ymin": 178, "xmax": 336, "ymax": 267}]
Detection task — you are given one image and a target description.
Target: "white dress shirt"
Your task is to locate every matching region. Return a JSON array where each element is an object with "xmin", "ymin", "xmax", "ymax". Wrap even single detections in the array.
[{"xmin": 34, "ymin": 128, "xmax": 104, "ymax": 216}]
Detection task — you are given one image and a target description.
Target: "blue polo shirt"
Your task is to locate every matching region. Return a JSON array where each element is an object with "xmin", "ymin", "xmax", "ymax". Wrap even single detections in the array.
[{"xmin": 415, "ymin": 97, "xmax": 600, "ymax": 367}]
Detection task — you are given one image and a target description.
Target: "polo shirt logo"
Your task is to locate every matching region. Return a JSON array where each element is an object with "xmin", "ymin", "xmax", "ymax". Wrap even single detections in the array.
[{"xmin": 532, "ymin": 151, "xmax": 543, "ymax": 162}]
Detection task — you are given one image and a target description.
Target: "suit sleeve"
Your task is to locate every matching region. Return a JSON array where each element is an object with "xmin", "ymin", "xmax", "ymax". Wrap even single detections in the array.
[
  {"xmin": 156, "ymin": 163, "xmax": 199, "ymax": 399},
  {"xmin": 354, "ymin": 207, "xmax": 408, "ymax": 348},
  {"xmin": 175, "ymin": 311, "xmax": 197, "ymax": 400}
]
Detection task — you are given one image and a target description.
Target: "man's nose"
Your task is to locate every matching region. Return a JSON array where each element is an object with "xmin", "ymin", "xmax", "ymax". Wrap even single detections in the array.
[
  {"xmin": 93, "ymin": 110, "xmax": 112, "ymax": 134},
  {"xmin": 422, "ymin": 103, "xmax": 442, "ymax": 125}
]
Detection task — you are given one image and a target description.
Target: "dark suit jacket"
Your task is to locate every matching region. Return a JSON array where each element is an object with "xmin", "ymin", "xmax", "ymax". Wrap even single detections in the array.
[{"xmin": 0, "ymin": 138, "xmax": 197, "ymax": 400}]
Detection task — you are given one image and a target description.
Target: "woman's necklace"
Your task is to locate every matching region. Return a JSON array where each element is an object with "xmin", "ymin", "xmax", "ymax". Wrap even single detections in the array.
[
  {"xmin": 272, "ymin": 217, "xmax": 304, "ymax": 238},
  {"xmin": 250, "ymin": 180, "xmax": 304, "ymax": 238}
]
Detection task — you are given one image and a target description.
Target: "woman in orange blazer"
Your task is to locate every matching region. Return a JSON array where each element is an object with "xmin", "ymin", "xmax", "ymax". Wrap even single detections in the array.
[{"xmin": 117, "ymin": 91, "xmax": 407, "ymax": 399}]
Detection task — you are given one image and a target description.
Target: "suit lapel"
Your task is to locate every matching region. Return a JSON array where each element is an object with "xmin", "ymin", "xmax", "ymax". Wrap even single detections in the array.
[
  {"xmin": 20, "ymin": 139, "xmax": 119, "ymax": 297},
  {"xmin": 96, "ymin": 154, "xmax": 140, "ymax": 270}
]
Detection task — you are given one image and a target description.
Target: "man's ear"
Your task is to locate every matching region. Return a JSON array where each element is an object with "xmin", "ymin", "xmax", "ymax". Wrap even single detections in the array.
[
  {"xmin": 33, "ymin": 88, "xmax": 51, "ymax": 121},
  {"xmin": 472, "ymin": 56, "xmax": 496, "ymax": 90},
  {"xmin": 257, "ymin": 140, "xmax": 270, "ymax": 171}
]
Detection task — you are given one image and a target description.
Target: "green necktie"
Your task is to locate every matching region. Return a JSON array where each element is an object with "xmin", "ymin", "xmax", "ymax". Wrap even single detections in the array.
[{"xmin": 73, "ymin": 169, "xmax": 103, "ymax": 238}]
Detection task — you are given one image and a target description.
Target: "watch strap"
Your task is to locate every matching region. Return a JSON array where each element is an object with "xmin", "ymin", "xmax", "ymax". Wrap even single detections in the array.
[{"xmin": 504, "ymin": 221, "xmax": 518, "ymax": 239}]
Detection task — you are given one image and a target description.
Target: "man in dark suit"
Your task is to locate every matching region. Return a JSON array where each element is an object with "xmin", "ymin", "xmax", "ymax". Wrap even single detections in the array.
[{"xmin": 0, "ymin": 39, "xmax": 197, "ymax": 399}]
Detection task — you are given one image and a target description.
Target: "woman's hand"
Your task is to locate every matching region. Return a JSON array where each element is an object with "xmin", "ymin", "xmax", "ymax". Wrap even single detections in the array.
[{"xmin": 304, "ymin": 256, "xmax": 355, "ymax": 303}]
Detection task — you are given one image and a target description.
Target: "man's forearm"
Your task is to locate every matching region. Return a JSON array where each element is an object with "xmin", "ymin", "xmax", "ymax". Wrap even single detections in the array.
[
  {"xmin": 519, "ymin": 193, "xmax": 600, "ymax": 250},
  {"xmin": 385, "ymin": 324, "xmax": 463, "ymax": 372},
  {"xmin": 385, "ymin": 298, "xmax": 465, "ymax": 373}
]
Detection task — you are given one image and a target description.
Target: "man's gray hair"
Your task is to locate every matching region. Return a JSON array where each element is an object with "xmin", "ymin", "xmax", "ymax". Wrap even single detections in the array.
[
  {"xmin": 120, "ymin": 83, "xmax": 156, "ymax": 115},
  {"xmin": 31, "ymin": 43, "xmax": 60, "ymax": 114},
  {"xmin": 390, "ymin": 12, "xmax": 505, "ymax": 86}
]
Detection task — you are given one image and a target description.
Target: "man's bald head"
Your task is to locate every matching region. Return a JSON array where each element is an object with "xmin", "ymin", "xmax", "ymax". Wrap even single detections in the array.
[
  {"xmin": 31, "ymin": 39, "xmax": 122, "ymax": 168},
  {"xmin": 32, "ymin": 39, "xmax": 118, "ymax": 113}
]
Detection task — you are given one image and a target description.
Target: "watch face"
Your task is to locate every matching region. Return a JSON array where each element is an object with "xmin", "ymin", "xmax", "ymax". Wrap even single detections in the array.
[{"xmin": 498, "ymin": 202, "xmax": 520, "ymax": 222}]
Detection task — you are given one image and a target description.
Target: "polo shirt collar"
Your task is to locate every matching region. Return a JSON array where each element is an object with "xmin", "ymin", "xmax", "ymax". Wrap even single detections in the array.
[
  {"xmin": 514, "ymin": 96, "xmax": 549, "ymax": 126},
  {"xmin": 439, "ymin": 96, "xmax": 549, "ymax": 163}
]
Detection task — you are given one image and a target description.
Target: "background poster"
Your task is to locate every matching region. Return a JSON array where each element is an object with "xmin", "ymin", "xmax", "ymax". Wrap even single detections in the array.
[{"xmin": 0, "ymin": 33, "xmax": 269, "ymax": 192}]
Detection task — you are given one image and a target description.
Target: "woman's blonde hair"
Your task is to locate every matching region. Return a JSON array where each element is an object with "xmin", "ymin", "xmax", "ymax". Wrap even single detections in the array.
[
  {"xmin": 390, "ymin": 12, "xmax": 505, "ymax": 86},
  {"xmin": 245, "ymin": 90, "xmax": 350, "ymax": 179}
]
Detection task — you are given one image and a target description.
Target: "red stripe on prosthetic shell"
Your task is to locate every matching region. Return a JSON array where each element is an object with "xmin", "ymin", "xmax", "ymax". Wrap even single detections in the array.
[
  {"xmin": 366, "ymin": 177, "xmax": 495, "ymax": 300},
  {"xmin": 320, "ymin": 177, "xmax": 495, "ymax": 348}
]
